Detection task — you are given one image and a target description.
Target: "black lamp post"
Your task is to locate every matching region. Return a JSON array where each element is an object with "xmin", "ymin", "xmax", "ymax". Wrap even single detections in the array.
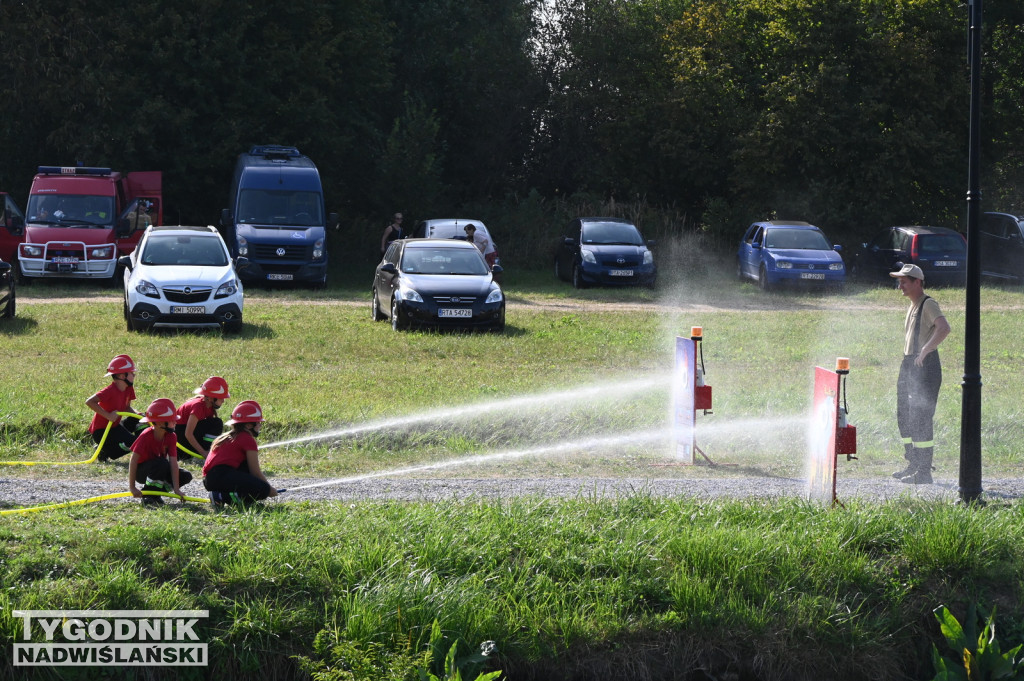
[{"xmin": 959, "ymin": 0, "xmax": 983, "ymax": 504}]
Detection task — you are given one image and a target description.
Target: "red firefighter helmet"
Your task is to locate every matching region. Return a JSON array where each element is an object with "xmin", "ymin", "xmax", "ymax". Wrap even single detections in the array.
[
  {"xmin": 227, "ymin": 400, "xmax": 264, "ymax": 425},
  {"xmin": 140, "ymin": 397, "xmax": 180, "ymax": 424},
  {"xmin": 195, "ymin": 376, "xmax": 230, "ymax": 399},
  {"xmin": 105, "ymin": 354, "xmax": 136, "ymax": 376}
]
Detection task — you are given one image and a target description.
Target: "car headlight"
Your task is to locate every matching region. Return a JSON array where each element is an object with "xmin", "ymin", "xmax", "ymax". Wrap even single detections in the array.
[
  {"xmin": 643, "ymin": 250, "xmax": 654, "ymax": 265},
  {"xmin": 20, "ymin": 244, "xmax": 43, "ymax": 258},
  {"xmin": 237, "ymin": 236, "xmax": 248, "ymax": 257},
  {"xmin": 89, "ymin": 245, "xmax": 115, "ymax": 259},
  {"xmin": 398, "ymin": 287, "xmax": 423, "ymax": 303},
  {"xmin": 312, "ymin": 238, "xmax": 325, "ymax": 260},
  {"xmin": 829, "ymin": 263, "xmax": 844, "ymax": 271},
  {"xmin": 580, "ymin": 248, "xmax": 597, "ymax": 264},
  {"xmin": 134, "ymin": 279, "xmax": 160, "ymax": 299},
  {"xmin": 485, "ymin": 288, "xmax": 503, "ymax": 304},
  {"xmin": 215, "ymin": 279, "xmax": 239, "ymax": 298},
  {"xmin": 776, "ymin": 261, "xmax": 793, "ymax": 269}
]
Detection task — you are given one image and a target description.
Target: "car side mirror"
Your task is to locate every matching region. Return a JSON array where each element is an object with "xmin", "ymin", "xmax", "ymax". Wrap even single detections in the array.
[
  {"xmin": 646, "ymin": 239, "xmax": 656, "ymax": 248},
  {"xmin": 234, "ymin": 256, "xmax": 250, "ymax": 272},
  {"xmin": 117, "ymin": 255, "xmax": 132, "ymax": 270},
  {"xmin": 8, "ymin": 215, "xmax": 24, "ymax": 236},
  {"xmin": 381, "ymin": 262, "xmax": 398, "ymax": 274},
  {"xmin": 563, "ymin": 237, "xmax": 577, "ymax": 246},
  {"xmin": 751, "ymin": 242, "xmax": 761, "ymax": 249},
  {"xmin": 220, "ymin": 208, "xmax": 232, "ymax": 227},
  {"xmin": 328, "ymin": 212, "xmax": 339, "ymax": 230},
  {"xmin": 833, "ymin": 244, "xmax": 842, "ymax": 252},
  {"xmin": 115, "ymin": 218, "xmax": 132, "ymax": 237},
  {"xmin": 490, "ymin": 264, "xmax": 504, "ymax": 274}
]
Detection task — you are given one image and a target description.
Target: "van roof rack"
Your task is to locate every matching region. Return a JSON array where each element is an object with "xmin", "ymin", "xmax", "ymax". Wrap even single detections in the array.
[
  {"xmin": 249, "ymin": 145, "xmax": 301, "ymax": 159},
  {"xmin": 37, "ymin": 166, "xmax": 112, "ymax": 176}
]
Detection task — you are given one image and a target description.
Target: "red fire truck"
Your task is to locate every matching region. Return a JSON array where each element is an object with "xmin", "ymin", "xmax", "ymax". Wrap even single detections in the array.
[{"xmin": 18, "ymin": 166, "xmax": 162, "ymax": 282}]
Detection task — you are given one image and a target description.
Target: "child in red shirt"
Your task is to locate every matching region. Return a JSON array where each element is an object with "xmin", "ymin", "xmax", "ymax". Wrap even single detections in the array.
[
  {"xmin": 128, "ymin": 398, "xmax": 193, "ymax": 506},
  {"xmin": 175, "ymin": 376, "xmax": 229, "ymax": 462},
  {"xmin": 86, "ymin": 354, "xmax": 141, "ymax": 461},
  {"xmin": 202, "ymin": 400, "xmax": 278, "ymax": 507}
]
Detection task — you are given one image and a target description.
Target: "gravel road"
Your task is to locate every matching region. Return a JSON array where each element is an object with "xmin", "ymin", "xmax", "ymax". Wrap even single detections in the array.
[{"xmin": 4, "ymin": 474, "xmax": 1023, "ymax": 511}]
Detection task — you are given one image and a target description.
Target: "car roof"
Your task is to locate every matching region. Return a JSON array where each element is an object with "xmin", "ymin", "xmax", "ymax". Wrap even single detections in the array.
[
  {"xmin": 759, "ymin": 220, "xmax": 817, "ymax": 229},
  {"xmin": 984, "ymin": 211, "xmax": 1024, "ymax": 220},
  {"xmin": 147, "ymin": 225, "xmax": 220, "ymax": 235},
  {"xmin": 403, "ymin": 238, "xmax": 479, "ymax": 249},
  {"xmin": 579, "ymin": 217, "xmax": 634, "ymax": 224},
  {"xmin": 889, "ymin": 225, "xmax": 962, "ymax": 236}
]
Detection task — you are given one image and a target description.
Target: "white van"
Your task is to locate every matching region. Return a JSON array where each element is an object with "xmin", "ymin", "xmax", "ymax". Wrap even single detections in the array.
[{"xmin": 412, "ymin": 218, "xmax": 499, "ymax": 266}]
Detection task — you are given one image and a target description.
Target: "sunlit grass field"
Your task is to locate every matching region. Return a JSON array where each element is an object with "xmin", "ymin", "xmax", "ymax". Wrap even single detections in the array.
[
  {"xmin": 2, "ymin": 267, "xmax": 1024, "ymax": 680},
  {"xmin": 2, "ymin": 267, "xmax": 1023, "ymax": 482}
]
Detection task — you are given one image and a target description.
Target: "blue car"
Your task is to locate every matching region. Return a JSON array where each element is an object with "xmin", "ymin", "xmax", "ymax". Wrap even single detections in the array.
[
  {"xmin": 737, "ymin": 221, "xmax": 845, "ymax": 290},
  {"xmin": 554, "ymin": 217, "xmax": 656, "ymax": 289}
]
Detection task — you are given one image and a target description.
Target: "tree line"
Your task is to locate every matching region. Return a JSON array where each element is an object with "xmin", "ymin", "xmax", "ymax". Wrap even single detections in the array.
[{"xmin": 0, "ymin": 0, "xmax": 1022, "ymax": 247}]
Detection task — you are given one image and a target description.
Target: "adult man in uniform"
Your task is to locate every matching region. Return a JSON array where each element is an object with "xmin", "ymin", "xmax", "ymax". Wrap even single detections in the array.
[{"xmin": 890, "ymin": 263, "xmax": 950, "ymax": 484}]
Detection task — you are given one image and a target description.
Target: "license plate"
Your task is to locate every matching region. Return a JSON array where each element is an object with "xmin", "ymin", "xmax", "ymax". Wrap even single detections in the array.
[
  {"xmin": 438, "ymin": 308, "xmax": 472, "ymax": 318},
  {"xmin": 52, "ymin": 257, "xmax": 79, "ymax": 264},
  {"xmin": 800, "ymin": 272, "xmax": 825, "ymax": 280},
  {"xmin": 172, "ymin": 306, "xmax": 206, "ymax": 315},
  {"xmin": 934, "ymin": 261, "xmax": 958, "ymax": 267},
  {"xmin": 267, "ymin": 273, "xmax": 294, "ymax": 281},
  {"xmin": 609, "ymin": 269, "xmax": 633, "ymax": 277}
]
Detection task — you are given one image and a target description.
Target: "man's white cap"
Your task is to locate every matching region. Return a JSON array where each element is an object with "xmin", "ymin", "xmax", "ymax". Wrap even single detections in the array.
[{"xmin": 890, "ymin": 263, "xmax": 924, "ymax": 281}]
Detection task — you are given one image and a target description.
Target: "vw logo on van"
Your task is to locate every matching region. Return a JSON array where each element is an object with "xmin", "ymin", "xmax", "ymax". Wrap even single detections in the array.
[{"xmin": 276, "ymin": 248, "xmax": 286, "ymax": 257}]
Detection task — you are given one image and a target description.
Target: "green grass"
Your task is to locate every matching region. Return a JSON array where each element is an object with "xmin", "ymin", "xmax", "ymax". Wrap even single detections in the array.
[
  {"xmin": 3, "ymin": 273, "xmax": 1024, "ymax": 679},
  {"xmin": 4, "ymin": 271, "xmax": 1024, "ymax": 481},
  {"xmin": 1, "ymin": 497, "xmax": 1022, "ymax": 680}
]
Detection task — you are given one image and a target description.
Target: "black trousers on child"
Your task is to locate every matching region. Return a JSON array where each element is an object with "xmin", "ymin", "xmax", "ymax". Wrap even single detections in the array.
[
  {"xmin": 175, "ymin": 416, "xmax": 224, "ymax": 464},
  {"xmin": 134, "ymin": 457, "xmax": 194, "ymax": 491},
  {"xmin": 91, "ymin": 416, "xmax": 141, "ymax": 461},
  {"xmin": 203, "ymin": 461, "xmax": 271, "ymax": 504}
]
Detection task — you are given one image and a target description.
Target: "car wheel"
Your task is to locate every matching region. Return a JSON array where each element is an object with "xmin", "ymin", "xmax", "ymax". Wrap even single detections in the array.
[
  {"xmin": 572, "ymin": 264, "xmax": 587, "ymax": 289},
  {"xmin": 491, "ymin": 307, "xmax": 506, "ymax": 333},
  {"xmin": 2, "ymin": 287, "xmax": 14, "ymax": 319},
  {"xmin": 371, "ymin": 289, "xmax": 386, "ymax": 321},
  {"xmin": 224, "ymin": 318, "xmax": 243, "ymax": 334},
  {"xmin": 758, "ymin": 265, "xmax": 771, "ymax": 291},
  {"xmin": 391, "ymin": 297, "xmax": 408, "ymax": 331},
  {"xmin": 125, "ymin": 314, "xmax": 137, "ymax": 332},
  {"xmin": 15, "ymin": 260, "xmax": 31, "ymax": 286}
]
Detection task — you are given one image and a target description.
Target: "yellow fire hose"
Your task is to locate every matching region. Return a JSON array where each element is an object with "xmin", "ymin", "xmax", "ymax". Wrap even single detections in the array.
[
  {"xmin": 0, "ymin": 491, "xmax": 212, "ymax": 516},
  {"xmin": 0, "ymin": 412, "xmax": 203, "ymax": 465}
]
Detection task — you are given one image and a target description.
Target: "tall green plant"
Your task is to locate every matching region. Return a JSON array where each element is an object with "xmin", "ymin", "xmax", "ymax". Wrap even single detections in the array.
[{"xmin": 931, "ymin": 604, "xmax": 1024, "ymax": 680}]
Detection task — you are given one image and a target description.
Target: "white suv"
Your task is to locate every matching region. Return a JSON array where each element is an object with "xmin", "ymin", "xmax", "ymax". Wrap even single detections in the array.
[{"xmin": 120, "ymin": 225, "xmax": 246, "ymax": 332}]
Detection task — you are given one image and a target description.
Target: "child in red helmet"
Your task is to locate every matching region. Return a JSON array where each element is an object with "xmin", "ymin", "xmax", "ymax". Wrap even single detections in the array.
[
  {"xmin": 202, "ymin": 400, "xmax": 278, "ymax": 508},
  {"xmin": 128, "ymin": 398, "xmax": 193, "ymax": 506},
  {"xmin": 175, "ymin": 376, "xmax": 229, "ymax": 461},
  {"xmin": 86, "ymin": 354, "xmax": 141, "ymax": 461}
]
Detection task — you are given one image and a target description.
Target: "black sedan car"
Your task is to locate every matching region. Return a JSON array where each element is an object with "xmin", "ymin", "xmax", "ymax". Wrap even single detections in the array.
[
  {"xmin": 372, "ymin": 238, "xmax": 504, "ymax": 332},
  {"xmin": 0, "ymin": 257, "xmax": 15, "ymax": 318},
  {"xmin": 850, "ymin": 225, "xmax": 967, "ymax": 286},
  {"xmin": 554, "ymin": 217, "xmax": 656, "ymax": 289}
]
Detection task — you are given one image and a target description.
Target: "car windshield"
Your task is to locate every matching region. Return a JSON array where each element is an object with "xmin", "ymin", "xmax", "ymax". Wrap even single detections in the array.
[
  {"xmin": 764, "ymin": 228, "xmax": 831, "ymax": 250},
  {"xmin": 26, "ymin": 194, "xmax": 114, "ymax": 226},
  {"xmin": 401, "ymin": 247, "xmax": 488, "ymax": 275},
  {"xmin": 237, "ymin": 189, "xmax": 323, "ymax": 226},
  {"xmin": 581, "ymin": 222, "xmax": 644, "ymax": 245},
  {"xmin": 140, "ymin": 234, "xmax": 228, "ymax": 267},
  {"xmin": 918, "ymin": 234, "xmax": 966, "ymax": 255}
]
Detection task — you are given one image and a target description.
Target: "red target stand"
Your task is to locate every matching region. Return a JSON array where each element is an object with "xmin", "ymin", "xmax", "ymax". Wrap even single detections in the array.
[
  {"xmin": 807, "ymin": 358, "xmax": 858, "ymax": 506},
  {"xmin": 658, "ymin": 326, "xmax": 735, "ymax": 467}
]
